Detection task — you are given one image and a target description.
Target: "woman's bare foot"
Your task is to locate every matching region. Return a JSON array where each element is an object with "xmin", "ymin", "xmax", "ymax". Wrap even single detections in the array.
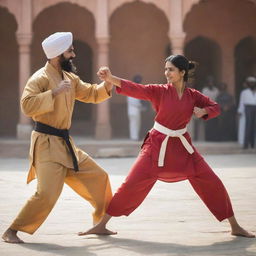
[
  {"xmin": 78, "ymin": 225, "xmax": 117, "ymax": 236},
  {"xmin": 231, "ymin": 226, "xmax": 255, "ymax": 238},
  {"xmin": 228, "ymin": 216, "xmax": 255, "ymax": 238},
  {"xmin": 2, "ymin": 228, "xmax": 24, "ymax": 243}
]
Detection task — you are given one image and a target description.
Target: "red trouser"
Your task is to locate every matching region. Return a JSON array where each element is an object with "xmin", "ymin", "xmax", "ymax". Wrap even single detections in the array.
[{"xmin": 107, "ymin": 154, "xmax": 234, "ymax": 221}]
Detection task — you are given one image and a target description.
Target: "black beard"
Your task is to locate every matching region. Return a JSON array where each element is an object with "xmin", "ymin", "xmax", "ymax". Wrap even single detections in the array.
[{"xmin": 60, "ymin": 55, "xmax": 77, "ymax": 73}]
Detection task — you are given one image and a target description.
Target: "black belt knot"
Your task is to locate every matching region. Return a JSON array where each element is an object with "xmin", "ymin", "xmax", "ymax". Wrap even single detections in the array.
[{"xmin": 34, "ymin": 122, "xmax": 79, "ymax": 171}]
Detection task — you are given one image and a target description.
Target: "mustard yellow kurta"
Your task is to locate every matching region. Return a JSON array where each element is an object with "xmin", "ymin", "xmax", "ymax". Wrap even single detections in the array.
[
  {"xmin": 10, "ymin": 62, "xmax": 112, "ymax": 234},
  {"xmin": 22, "ymin": 62, "xmax": 111, "ymax": 184}
]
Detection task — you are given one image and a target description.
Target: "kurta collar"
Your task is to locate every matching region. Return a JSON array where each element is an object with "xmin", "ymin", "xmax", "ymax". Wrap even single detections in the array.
[{"xmin": 45, "ymin": 61, "xmax": 64, "ymax": 80}]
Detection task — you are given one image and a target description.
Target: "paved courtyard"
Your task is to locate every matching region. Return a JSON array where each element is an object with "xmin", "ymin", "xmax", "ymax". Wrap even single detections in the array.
[{"xmin": 0, "ymin": 154, "xmax": 255, "ymax": 256}]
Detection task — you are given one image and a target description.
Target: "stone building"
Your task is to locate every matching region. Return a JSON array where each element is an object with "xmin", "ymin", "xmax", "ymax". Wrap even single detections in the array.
[{"xmin": 0, "ymin": 0, "xmax": 256, "ymax": 140}]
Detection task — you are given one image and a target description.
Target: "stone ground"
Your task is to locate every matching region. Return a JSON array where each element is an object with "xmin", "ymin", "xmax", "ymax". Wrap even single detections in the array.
[{"xmin": 0, "ymin": 154, "xmax": 255, "ymax": 256}]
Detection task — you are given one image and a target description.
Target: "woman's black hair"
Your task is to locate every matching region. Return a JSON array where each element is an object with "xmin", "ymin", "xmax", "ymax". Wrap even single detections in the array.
[{"xmin": 165, "ymin": 55, "xmax": 196, "ymax": 82}]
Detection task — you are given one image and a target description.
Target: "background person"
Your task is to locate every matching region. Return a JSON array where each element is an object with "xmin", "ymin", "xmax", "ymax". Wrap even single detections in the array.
[
  {"xmin": 238, "ymin": 76, "xmax": 256, "ymax": 148},
  {"xmin": 127, "ymin": 75, "xmax": 144, "ymax": 140}
]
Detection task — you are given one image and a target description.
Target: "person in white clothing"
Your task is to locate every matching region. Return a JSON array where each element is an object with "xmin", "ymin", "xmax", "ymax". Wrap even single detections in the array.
[
  {"xmin": 237, "ymin": 80, "xmax": 249, "ymax": 145},
  {"xmin": 237, "ymin": 76, "xmax": 256, "ymax": 148},
  {"xmin": 127, "ymin": 75, "xmax": 144, "ymax": 140},
  {"xmin": 201, "ymin": 76, "xmax": 219, "ymax": 141},
  {"xmin": 202, "ymin": 76, "xmax": 219, "ymax": 101}
]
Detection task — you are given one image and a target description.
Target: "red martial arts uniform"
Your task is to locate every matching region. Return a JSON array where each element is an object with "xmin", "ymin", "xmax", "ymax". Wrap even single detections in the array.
[{"xmin": 107, "ymin": 80, "xmax": 234, "ymax": 221}]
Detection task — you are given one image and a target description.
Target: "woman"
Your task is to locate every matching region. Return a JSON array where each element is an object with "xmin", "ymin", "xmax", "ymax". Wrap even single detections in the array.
[{"xmin": 79, "ymin": 55, "xmax": 254, "ymax": 238}]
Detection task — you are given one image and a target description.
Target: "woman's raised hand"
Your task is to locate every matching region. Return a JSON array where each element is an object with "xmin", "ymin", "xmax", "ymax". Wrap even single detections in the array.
[
  {"xmin": 97, "ymin": 66, "xmax": 112, "ymax": 82},
  {"xmin": 193, "ymin": 107, "xmax": 207, "ymax": 118}
]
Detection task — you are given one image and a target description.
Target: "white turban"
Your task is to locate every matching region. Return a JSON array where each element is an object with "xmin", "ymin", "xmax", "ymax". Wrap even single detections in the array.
[
  {"xmin": 246, "ymin": 76, "xmax": 256, "ymax": 83},
  {"xmin": 42, "ymin": 32, "xmax": 73, "ymax": 59}
]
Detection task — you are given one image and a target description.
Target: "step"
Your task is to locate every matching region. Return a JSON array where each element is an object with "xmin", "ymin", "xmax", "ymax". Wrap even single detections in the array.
[{"xmin": 0, "ymin": 138, "xmax": 254, "ymax": 158}]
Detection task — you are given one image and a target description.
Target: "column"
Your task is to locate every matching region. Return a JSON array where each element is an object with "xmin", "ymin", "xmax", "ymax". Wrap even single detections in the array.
[
  {"xmin": 95, "ymin": 0, "xmax": 111, "ymax": 139},
  {"xmin": 16, "ymin": 33, "xmax": 33, "ymax": 139},
  {"xmin": 16, "ymin": 0, "xmax": 33, "ymax": 139},
  {"xmin": 95, "ymin": 38, "xmax": 112, "ymax": 139},
  {"xmin": 169, "ymin": 0, "xmax": 195, "ymax": 139},
  {"xmin": 169, "ymin": 0, "xmax": 186, "ymax": 55}
]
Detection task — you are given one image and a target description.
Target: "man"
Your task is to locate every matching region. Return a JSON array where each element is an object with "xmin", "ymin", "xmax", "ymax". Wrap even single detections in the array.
[
  {"xmin": 2, "ymin": 32, "xmax": 114, "ymax": 243},
  {"xmin": 237, "ymin": 76, "xmax": 256, "ymax": 149},
  {"xmin": 202, "ymin": 75, "xmax": 219, "ymax": 101}
]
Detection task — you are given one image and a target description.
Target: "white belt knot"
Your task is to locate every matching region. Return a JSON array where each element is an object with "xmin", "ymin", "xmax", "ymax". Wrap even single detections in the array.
[{"xmin": 153, "ymin": 121, "xmax": 194, "ymax": 167}]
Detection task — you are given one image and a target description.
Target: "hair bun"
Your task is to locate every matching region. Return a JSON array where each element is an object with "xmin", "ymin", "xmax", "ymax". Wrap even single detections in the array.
[{"xmin": 188, "ymin": 61, "xmax": 197, "ymax": 70}]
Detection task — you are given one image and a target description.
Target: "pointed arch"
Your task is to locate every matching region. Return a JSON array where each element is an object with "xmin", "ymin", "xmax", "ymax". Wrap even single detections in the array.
[
  {"xmin": 31, "ymin": 2, "xmax": 96, "ymax": 73},
  {"xmin": 31, "ymin": 2, "xmax": 96, "ymax": 136},
  {"xmin": 109, "ymin": 1, "xmax": 169, "ymax": 138}
]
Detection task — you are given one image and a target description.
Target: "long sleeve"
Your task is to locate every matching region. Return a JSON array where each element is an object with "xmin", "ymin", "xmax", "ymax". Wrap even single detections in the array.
[
  {"xmin": 116, "ymin": 80, "xmax": 165, "ymax": 112},
  {"xmin": 75, "ymin": 77, "xmax": 111, "ymax": 104},
  {"xmin": 21, "ymin": 76, "xmax": 55, "ymax": 117},
  {"xmin": 117, "ymin": 79, "xmax": 164, "ymax": 100},
  {"xmin": 194, "ymin": 89, "xmax": 220, "ymax": 120}
]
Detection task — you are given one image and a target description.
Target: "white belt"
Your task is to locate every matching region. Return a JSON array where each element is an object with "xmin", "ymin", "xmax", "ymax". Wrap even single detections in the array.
[{"xmin": 153, "ymin": 121, "xmax": 194, "ymax": 167}]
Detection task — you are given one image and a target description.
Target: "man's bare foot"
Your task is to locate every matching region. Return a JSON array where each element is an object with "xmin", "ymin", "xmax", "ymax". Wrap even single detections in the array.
[
  {"xmin": 231, "ymin": 226, "xmax": 255, "ymax": 238},
  {"xmin": 78, "ymin": 225, "xmax": 117, "ymax": 236},
  {"xmin": 2, "ymin": 228, "xmax": 24, "ymax": 243}
]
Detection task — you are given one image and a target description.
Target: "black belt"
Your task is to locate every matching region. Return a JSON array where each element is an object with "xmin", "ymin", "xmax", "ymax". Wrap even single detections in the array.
[{"xmin": 34, "ymin": 122, "xmax": 79, "ymax": 171}]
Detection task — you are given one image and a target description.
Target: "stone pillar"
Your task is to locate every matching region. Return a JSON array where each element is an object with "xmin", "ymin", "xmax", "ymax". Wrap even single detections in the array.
[
  {"xmin": 169, "ymin": 0, "xmax": 186, "ymax": 55},
  {"xmin": 95, "ymin": 38, "xmax": 112, "ymax": 139},
  {"xmin": 170, "ymin": 36, "xmax": 185, "ymax": 55},
  {"xmin": 16, "ymin": 0, "xmax": 33, "ymax": 139},
  {"xmin": 168, "ymin": 0, "xmax": 195, "ymax": 139},
  {"xmin": 16, "ymin": 34, "xmax": 33, "ymax": 140},
  {"xmin": 95, "ymin": 0, "xmax": 111, "ymax": 139}
]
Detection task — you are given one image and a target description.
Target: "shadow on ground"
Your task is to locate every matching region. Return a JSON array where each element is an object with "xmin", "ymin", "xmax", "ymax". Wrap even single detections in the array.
[{"xmin": 19, "ymin": 236, "xmax": 256, "ymax": 256}]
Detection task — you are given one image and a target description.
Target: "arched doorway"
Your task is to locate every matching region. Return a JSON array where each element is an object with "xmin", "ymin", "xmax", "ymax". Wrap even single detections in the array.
[
  {"xmin": 109, "ymin": 1, "xmax": 169, "ymax": 138},
  {"xmin": 0, "ymin": 7, "xmax": 19, "ymax": 137},
  {"xmin": 184, "ymin": 0, "xmax": 256, "ymax": 142},
  {"xmin": 71, "ymin": 40, "xmax": 94, "ymax": 136},
  {"xmin": 185, "ymin": 36, "xmax": 222, "ymax": 141},
  {"xmin": 235, "ymin": 37, "xmax": 256, "ymax": 102},
  {"xmin": 185, "ymin": 36, "xmax": 221, "ymax": 91},
  {"xmin": 31, "ymin": 2, "xmax": 96, "ymax": 136}
]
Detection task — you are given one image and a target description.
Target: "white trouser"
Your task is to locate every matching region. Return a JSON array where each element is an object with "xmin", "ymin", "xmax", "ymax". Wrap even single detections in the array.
[
  {"xmin": 129, "ymin": 113, "xmax": 141, "ymax": 140},
  {"xmin": 153, "ymin": 121, "xmax": 194, "ymax": 167},
  {"xmin": 238, "ymin": 114, "xmax": 245, "ymax": 145}
]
